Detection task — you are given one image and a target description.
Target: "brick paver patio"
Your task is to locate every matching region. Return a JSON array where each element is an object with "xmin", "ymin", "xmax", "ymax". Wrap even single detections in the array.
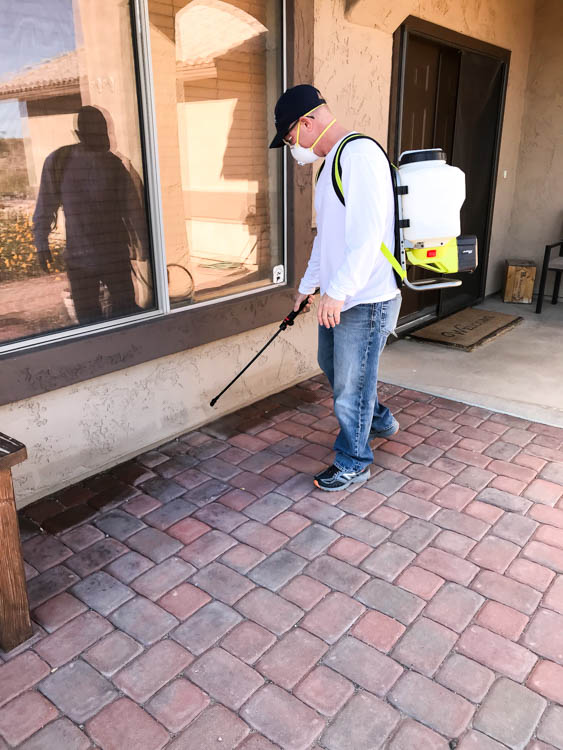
[{"xmin": 2, "ymin": 376, "xmax": 563, "ymax": 749}]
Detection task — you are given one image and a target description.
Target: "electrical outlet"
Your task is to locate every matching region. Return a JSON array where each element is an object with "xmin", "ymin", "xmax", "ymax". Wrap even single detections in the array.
[{"xmin": 272, "ymin": 265, "xmax": 285, "ymax": 284}]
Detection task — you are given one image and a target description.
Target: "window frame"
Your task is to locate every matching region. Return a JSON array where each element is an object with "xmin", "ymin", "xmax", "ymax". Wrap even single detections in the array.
[
  {"xmin": 134, "ymin": 0, "xmax": 290, "ymax": 318},
  {"xmin": 0, "ymin": 0, "xmax": 315, "ymax": 406}
]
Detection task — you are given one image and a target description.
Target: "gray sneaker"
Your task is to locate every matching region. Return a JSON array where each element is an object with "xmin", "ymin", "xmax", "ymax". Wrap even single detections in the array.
[
  {"xmin": 314, "ymin": 464, "xmax": 371, "ymax": 492},
  {"xmin": 370, "ymin": 417, "xmax": 400, "ymax": 440}
]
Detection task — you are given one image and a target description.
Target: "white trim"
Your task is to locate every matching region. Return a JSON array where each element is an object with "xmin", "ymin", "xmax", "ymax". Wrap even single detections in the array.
[
  {"xmin": 282, "ymin": 0, "xmax": 288, "ymax": 282},
  {"xmin": 133, "ymin": 0, "xmax": 170, "ymax": 314},
  {"xmin": 169, "ymin": 281, "xmax": 282, "ymax": 314},
  {"xmin": 0, "ymin": 308, "xmax": 165, "ymax": 355}
]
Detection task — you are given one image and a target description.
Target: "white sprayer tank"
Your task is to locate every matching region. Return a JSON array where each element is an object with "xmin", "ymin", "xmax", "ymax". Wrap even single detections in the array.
[{"xmin": 397, "ymin": 149, "xmax": 465, "ymax": 248}]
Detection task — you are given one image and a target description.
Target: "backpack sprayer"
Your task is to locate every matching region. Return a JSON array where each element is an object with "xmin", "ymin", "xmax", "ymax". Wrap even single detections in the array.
[
  {"xmin": 394, "ymin": 147, "xmax": 478, "ymax": 290},
  {"xmin": 210, "ymin": 141, "xmax": 478, "ymax": 407},
  {"xmin": 319, "ymin": 135, "xmax": 479, "ymax": 290}
]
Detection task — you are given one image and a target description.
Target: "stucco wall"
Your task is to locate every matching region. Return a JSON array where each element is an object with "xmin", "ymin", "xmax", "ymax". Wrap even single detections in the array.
[
  {"xmin": 5, "ymin": 312, "xmax": 318, "ymax": 509},
  {"xmin": 507, "ymin": 0, "xmax": 563, "ymax": 289},
  {"xmin": 314, "ymin": 0, "xmax": 536, "ymax": 295}
]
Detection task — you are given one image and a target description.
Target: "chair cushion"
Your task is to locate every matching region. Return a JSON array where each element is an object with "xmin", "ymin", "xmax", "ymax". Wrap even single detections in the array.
[{"xmin": 548, "ymin": 257, "xmax": 563, "ymax": 270}]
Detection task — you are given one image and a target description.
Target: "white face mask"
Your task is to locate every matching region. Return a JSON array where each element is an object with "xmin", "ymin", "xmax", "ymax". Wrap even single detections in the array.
[
  {"xmin": 290, "ymin": 143, "xmax": 319, "ymax": 165},
  {"xmin": 289, "ymin": 117, "xmax": 336, "ymax": 165}
]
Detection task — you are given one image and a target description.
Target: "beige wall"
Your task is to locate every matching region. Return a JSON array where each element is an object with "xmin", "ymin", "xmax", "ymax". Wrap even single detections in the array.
[
  {"xmin": 507, "ymin": 0, "xmax": 563, "ymax": 289},
  {"xmin": 25, "ymin": 112, "xmax": 77, "ymax": 192},
  {"xmin": 6, "ymin": 312, "xmax": 318, "ymax": 509},
  {"xmin": 315, "ymin": 0, "xmax": 537, "ymax": 294},
  {"xmin": 76, "ymin": 0, "xmax": 145, "ymax": 177}
]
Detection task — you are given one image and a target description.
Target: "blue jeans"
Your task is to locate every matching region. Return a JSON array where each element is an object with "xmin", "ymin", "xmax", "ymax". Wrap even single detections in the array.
[{"xmin": 318, "ymin": 295, "xmax": 402, "ymax": 473}]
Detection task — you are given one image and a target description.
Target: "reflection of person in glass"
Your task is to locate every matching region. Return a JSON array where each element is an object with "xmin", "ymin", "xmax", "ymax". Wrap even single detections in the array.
[{"xmin": 32, "ymin": 105, "xmax": 149, "ymax": 324}]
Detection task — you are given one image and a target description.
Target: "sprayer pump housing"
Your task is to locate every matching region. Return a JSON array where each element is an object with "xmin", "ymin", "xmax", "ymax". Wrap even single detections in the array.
[{"xmin": 397, "ymin": 148, "xmax": 466, "ymax": 249}]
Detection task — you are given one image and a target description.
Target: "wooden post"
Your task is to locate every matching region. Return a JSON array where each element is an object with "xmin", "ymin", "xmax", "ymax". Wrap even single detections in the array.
[{"xmin": 0, "ymin": 433, "xmax": 32, "ymax": 652}]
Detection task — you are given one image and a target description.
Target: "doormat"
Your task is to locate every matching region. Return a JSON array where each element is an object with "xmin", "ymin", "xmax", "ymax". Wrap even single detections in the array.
[{"xmin": 410, "ymin": 307, "xmax": 523, "ymax": 351}]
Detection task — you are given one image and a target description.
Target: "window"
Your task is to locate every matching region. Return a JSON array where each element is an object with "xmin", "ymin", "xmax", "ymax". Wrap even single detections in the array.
[
  {"xmin": 0, "ymin": 0, "xmax": 285, "ymax": 355},
  {"xmin": 0, "ymin": 0, "xmax": 156, "ymax": 350},
  {"xmin": 146, "ymin": 0, "xmax": 285, "ymax": 307}
]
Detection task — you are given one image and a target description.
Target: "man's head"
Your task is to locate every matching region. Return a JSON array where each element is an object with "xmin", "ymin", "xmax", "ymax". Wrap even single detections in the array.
[
  {"xmin": 75, "ymin": 106, "xmax": 110, "ymax": 150},
  {"xmin": 269, "ymin": 84, "xmax": 329, "ymax": 149}
]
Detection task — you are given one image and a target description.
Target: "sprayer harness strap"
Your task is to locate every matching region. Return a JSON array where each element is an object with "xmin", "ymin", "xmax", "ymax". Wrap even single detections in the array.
[{"xmin": 316, "ymin": 133, "xmax": 406, "ymax": 282}]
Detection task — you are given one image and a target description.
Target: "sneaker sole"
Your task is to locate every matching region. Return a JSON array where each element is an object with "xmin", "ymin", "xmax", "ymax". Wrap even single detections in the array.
[{"xmin": 314, "ymin": 469, "xmax": 370, "ymax": 492}]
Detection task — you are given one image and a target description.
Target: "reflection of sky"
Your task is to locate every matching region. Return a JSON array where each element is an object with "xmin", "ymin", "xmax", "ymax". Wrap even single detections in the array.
[{"xmin": 0, "ymin": 0, "xmax": 75, "ymax": 137}]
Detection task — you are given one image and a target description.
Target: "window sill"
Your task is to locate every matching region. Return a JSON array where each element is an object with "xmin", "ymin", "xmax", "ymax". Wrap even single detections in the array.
[{"xmin": 0, "ymin": 285, "xmax": 297, "ymax": 406}]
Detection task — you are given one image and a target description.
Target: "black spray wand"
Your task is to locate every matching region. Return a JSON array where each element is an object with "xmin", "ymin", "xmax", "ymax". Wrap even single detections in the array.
[{"xmin": 210, "ymin": 295, "xmax": 314, "ymax": 407}]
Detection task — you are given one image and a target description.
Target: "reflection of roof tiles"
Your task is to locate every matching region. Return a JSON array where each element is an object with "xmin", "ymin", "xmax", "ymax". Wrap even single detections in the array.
[
  {"xmin": 176, "ymin": 0, "xmax": 267, "ymax": 64},
  {"xmin": 0, "ymin": 51, "xmax": 79, "ymax": 99}
]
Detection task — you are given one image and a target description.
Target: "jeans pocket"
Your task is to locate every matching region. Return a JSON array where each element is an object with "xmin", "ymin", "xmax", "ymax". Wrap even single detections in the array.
[{"xmin": 381, "ymin": 294, "xmax": 402, "ymax": 337}]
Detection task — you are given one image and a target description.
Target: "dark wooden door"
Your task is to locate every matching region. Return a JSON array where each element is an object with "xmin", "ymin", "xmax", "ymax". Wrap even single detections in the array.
[
  {"xmin": 396, "ymin": 29, "xmax": 506, "ymax": 327},
  {"xmin": 398, "ymin": 38, "xmax": 463, "ymax": 323},
  {"xmin": 439, "ymin": 52, "xmax": 504, "ymax": 316},
  {"xmin": 400, "ymin": 37, "xmax": 440, "ymax": 153}
]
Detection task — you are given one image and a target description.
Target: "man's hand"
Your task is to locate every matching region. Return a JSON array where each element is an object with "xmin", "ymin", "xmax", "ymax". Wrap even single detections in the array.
[
  {"xmin": 293, "ymin": 292, "xmax": 315, "ymax": 314},
  {"xmin": 318, "ymin": 293, "xmax": 344, "ymax": 328},
  {"xmin": 37, "ymin": 249, "xmax": 53, "ymax": 273}
]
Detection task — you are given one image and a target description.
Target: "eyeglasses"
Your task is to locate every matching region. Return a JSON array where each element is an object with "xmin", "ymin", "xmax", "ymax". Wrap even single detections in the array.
[
  {"xmin": 282, "ymin": 119, "xmax": 300, "ymax": 146},
  {"xmin": 282, "ymin": 114, "xmax": 316, "ymax": 146}
]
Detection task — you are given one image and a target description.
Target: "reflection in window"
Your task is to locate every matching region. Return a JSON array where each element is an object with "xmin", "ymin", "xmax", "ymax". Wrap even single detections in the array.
[
  {"xmin": 148, "ymin": 0, "xmax": 284, "ymax": 306},
  {"xmin": 0, "ymin": 0, "xmax": 153, "ymax": 346}
]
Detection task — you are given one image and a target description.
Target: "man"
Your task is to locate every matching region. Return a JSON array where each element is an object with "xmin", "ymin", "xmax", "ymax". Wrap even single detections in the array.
[
  {"xmin": 33, "ymin": 105, "xmax": 149, "ymax": 324},
  {"xmin": 270, "ymin": 84, "xmax": 402, "ymax": 491}
]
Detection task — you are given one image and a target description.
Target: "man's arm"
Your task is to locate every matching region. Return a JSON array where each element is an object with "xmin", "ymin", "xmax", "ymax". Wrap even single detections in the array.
[
  {"xmin": 293, "ymin": 234, "xmax": 321, "ymax": 313},
  {"xmin": 326, "ymin": 147, "xmax": 392, "ymax": 301},
  {"xmin": 32, "ymin": 152, "xmax": 61, "ymax": 271},
  {"xmin": 297, "ymin": 234, "xmax": 321, "ymax": 294}
]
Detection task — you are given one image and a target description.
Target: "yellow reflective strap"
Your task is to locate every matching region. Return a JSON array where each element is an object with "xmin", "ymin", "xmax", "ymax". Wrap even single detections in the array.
[
  {"xmin": 381, "ymin": 242, "xmax": 406, "ymax": 279},
  {"xmin": 333, "ymin": 135, "xmax": 356, "ymax": 199},
  {"xmin": 304, "ymin": 104, "xmax": 325, "ymax": 117},
  {"xmin": 295, "ymin": 105, "xmax": 325, "ymax": 145},
  {"xmin": 311, "ymin": 118, "xmax": 336, "ymax": 150},
  {"xmin": 329, "ymin": 133, "xmax": 406, "ymax": 281}
]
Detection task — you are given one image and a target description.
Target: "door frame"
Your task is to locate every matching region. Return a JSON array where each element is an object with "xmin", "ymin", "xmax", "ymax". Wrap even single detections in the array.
[{"xmin": 388, "ymin": 16, "xmax": 511, "ymax": 315}]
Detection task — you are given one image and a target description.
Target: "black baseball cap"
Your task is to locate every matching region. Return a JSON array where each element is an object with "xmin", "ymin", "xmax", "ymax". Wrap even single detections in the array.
[{"xmin": 269, "ymin": 84, "xmax": 327, "ymax": 148}]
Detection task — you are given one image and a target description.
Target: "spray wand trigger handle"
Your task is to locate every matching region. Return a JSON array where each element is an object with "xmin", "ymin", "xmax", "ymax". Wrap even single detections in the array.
[{"xmin": 280, "ymin": 295, "xmax": 311, "ymax": 330}]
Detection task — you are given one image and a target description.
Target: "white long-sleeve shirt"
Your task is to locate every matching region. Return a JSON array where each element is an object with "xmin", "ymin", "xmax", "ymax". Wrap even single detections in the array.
[{"xmin": 298, "ymin": 133, "xmax": 399, "ymax": 310}]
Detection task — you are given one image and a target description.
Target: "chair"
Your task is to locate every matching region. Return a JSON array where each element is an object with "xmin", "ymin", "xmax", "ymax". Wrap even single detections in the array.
[{"xmin": 535, "ymin": 240, "xmax": 563, "ymax": 313}]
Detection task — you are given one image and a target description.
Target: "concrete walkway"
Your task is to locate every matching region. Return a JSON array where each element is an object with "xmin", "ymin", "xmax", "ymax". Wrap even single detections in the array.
[
  {"xmin": 381, "ymin": 296, "xmax": 563, "ymax": 428},
  {"xmin": 2, "ymin": 377, "xmax": 563, "ymax": 749}
]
